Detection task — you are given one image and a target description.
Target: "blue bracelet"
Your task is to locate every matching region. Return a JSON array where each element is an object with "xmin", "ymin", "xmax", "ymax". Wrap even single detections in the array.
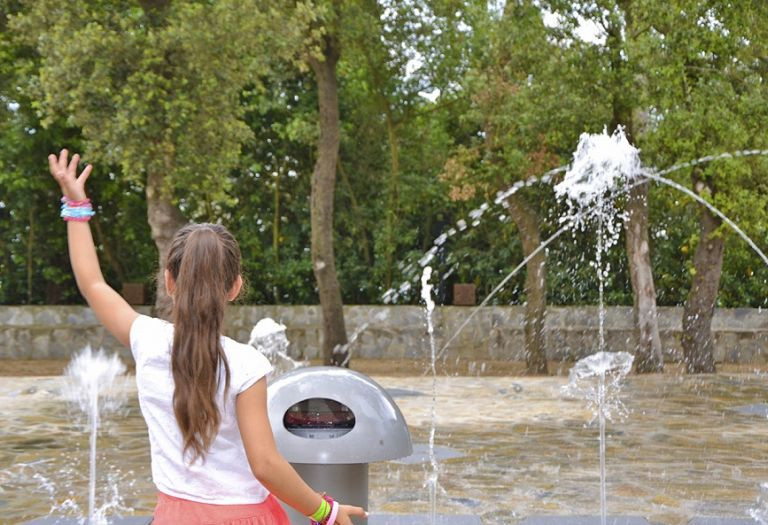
[{"xmin": 60, "ymin": 203, "xmax": 95, "ymax": 219}]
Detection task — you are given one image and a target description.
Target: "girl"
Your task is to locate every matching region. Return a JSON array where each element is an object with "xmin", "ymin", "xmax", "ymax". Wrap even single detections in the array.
[{"xmin": 49, "ymin": 149, "xmax": 367, "ymax": 525}]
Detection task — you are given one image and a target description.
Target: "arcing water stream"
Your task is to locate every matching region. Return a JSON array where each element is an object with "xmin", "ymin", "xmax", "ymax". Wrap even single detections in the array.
[{"xmin": 434, "ymin": 134, "xmax": 768, "ymax": 362}]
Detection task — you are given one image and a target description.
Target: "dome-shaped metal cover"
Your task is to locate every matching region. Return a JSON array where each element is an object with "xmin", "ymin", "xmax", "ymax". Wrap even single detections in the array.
[{"xmin": 267, "ymin": 367, "xmax": 412, "ymax": 464}]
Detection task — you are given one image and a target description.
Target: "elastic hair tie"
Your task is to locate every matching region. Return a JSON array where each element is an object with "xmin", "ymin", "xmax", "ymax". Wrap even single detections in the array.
[{"xmin": 60, "ymin": 196, "xmax": 91, "ymax": 207}]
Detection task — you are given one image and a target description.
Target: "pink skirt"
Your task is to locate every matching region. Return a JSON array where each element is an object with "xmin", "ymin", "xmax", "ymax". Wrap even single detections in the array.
[{"xmin": 153, "ymin": 491, "xmax": 290, "ymax": 525}]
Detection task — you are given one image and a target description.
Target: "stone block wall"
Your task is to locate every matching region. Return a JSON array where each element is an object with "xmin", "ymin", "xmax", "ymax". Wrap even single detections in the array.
[{"xmin": 0, "ymin": 305, "xmax": 767, "ymax": 364}]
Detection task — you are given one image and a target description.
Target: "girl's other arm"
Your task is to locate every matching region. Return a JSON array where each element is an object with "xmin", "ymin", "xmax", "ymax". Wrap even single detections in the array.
[
  {"xmin": 236, "ymin": 379, "xmax": 367, "ymax": 525},
  {"xmin": 49, "ymin": 149, "xmax": 138, "ymax": 346}
]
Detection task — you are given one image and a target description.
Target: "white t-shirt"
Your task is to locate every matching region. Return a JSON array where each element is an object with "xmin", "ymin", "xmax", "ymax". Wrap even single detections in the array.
[{"xmin": 130, "ymin": 314, "xmax": 274, "ymax": 504}]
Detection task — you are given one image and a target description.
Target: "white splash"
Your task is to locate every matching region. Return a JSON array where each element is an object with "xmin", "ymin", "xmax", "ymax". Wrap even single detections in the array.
[
  {"xmin": 555, "ymin": 128, "xmax": 640, "ymax": 352},
  {"xmin": 564, "ymin": 351, "xmax": 634, "ymax": 399},
  {"xmin": 750, "ymin": 482, "xmax": 768, "ymax": 525},
  {"xmin": 333, "ymin": 311, "xmax": 390, "ymax": 367},
  {"xmin": 64, "ymin": 346, "xmax": 127, "ymax": 525},
  {"xmin": 562, "ymin": 351, "xmax": 634, "ymax": 525},
  {"xmin": 249, "ymin": 318, "xmax": 305, "ymax": 376},
  {"xmin": 554, "ymin": 127, "xmax": 642, "ymax": 208}
]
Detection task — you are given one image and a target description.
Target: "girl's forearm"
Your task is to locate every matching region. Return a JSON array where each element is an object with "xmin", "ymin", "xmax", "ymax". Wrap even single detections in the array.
[
  {"xmin": 67, "ymin": 221, "xmax": 106, "ymax": 297},
  {"xmin": 252, "ymin": 454, "xmax": 323, "ymax": 516}
]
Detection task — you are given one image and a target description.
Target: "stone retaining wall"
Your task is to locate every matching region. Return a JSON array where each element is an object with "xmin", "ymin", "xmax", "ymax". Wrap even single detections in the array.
[{"xmin": 1, "ymin": 305, "xmax": 767, "ymax": 364}]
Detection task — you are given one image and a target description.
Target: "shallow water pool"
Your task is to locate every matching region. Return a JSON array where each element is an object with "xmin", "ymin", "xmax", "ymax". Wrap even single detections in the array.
[{"xmin": 1, "ymin": 373, "xmax": 767, "ymax": 524}]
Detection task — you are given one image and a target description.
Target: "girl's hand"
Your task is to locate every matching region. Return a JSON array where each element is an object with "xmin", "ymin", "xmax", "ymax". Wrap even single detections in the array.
[
  {"xmin": 335, "ymin": 504, "xmax": 367, "ymax": 525},
  {"xmin": 48, "ymin": 149, "xmax": 92, "ymax": 202}
]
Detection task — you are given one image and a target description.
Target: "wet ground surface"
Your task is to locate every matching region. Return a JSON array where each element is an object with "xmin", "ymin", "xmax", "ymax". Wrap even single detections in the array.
[{"xmin": 2, "ymin": 372, "xmax": 768, "ymax": 524}]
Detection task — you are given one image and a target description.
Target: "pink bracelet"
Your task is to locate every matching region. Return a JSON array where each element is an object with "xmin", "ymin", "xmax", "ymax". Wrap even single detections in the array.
[
  {"xmin": 60, "ymin": 196, "xmax": 92, "ymax": 207},
  {"xmin": 327, "ymin": 501, "xmax": 339, "ymax": 525}
]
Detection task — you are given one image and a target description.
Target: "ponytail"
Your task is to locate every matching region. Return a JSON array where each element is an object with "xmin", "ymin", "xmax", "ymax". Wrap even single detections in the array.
[{"xmin": 166, "ymin": 223, "xmax": 242, "ymax": 462}]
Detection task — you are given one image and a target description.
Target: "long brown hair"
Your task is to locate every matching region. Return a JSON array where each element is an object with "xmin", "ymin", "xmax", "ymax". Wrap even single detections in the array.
[{"xmin": 166, "ymin": 223, "xmax": 242, "ymax": 462}]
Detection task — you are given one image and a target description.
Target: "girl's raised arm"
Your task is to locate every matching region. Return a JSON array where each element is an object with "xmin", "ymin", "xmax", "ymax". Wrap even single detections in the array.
[{"xmin": 49, "ymin": 149, "xmax": 138, "ymax": 346}]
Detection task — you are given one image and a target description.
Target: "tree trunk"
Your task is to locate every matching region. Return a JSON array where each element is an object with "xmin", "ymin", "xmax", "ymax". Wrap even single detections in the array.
[
  {"xmin": 506, "ymin": 194, "xmax": 548, "ymax": 375},
  {"xmin": 607, "ymin": 1, "xmax": 664, "ymax": 373},
  {"xmin": 625, "ymin": 182, "xmax": 664, "ymax": 372},
  {"xmin": 623, "ymin": 183, "xmax": 663, "ymax": 374},
  {"xmin": 681, "ymin": 180, "xmax": 723, "ymax": 374},
  {"xmin": 273, "ymin": 171, "xmax": 280, "ymax": 265},
  {"xmin": 146, "ymin": 171, "xmax": 186, "ymax": 319},
  {"xmin": 621, "ymin": 160, "xmax": 663, "ymax": 374},
  {"xmin": 308, "ymin": 37, "xmax": 348, "ymax": 366}
]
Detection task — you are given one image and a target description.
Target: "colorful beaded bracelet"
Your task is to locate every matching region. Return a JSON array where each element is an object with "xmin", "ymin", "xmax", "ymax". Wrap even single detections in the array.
[{"xmin": 60, "ymin": 196, "xmax": 95, "ymax": 222}]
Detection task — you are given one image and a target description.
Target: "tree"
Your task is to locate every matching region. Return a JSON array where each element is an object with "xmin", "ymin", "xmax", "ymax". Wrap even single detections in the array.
[
  {"xmin": 267, "ymin": 0, "xmax": 350, "ymax": 365},
  {"xmin": 642, "ymin": 1, "xmax": 768, "ymax": 372},
  {"xmin": 308, "ymin": 26, "xmax": 349, "ymax": 366},
  {"xmin": 468, "ymin": 1, "xmax": 558, "ymax": 374},
  {"xmin": 442, "ymin": 1, "xmax": 613, "ymax": 373},
  {"xmin": 14, "ymin": 0, "xmax": 274, "ymax": 315},
  {"xmin": 544, "ymin": 0, "xmax": 664, "ymax": 372}
]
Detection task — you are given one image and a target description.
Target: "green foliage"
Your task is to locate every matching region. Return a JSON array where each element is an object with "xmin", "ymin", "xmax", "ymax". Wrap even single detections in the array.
[
  {"xmin": 228, "ymin": 71, "xmax": 317, "ymax": 304},
  {"xmin": 638, "ymin": 0, "xmax": 768, "ymax": 307},
  {"xmin": 2, "ymin": 0, "xmax": 768, "ymax": 309},
  {"xmin": 12, "ymin": 0, "xmax": 282, "ymax": 216}
]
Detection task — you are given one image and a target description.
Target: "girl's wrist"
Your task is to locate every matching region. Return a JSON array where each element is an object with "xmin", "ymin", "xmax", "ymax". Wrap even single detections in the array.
[
  {"xmin": 309, "ymin": 494, "xmax": 337, "ymax": 525},
  {"xmin": 309, "ymin": 495, "xmax": 328, "ymax": 521},
  {"xmin": 62, "ymin": 192, "xmax": 88, "ymax": 202}
]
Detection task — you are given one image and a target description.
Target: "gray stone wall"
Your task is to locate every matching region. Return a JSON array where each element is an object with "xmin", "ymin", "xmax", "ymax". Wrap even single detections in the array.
[{"xmin": 1, "ymin": 305, "xmax": 767, "ymax": 364}]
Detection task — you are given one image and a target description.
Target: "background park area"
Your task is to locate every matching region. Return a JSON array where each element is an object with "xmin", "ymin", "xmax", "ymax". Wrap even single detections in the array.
[{"xmin": 2, "ymin": 1, "xmax": 767, "ymax": 375}]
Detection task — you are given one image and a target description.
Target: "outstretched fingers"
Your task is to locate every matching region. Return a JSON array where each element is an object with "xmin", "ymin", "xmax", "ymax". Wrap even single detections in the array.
[
  {"xmin": 48, "ymin": 149, "xmax": 92, "ymax": 200},
  {"xmin": 337, "ymin": 505, "xmax": 367, "ymax": 524},
  {"xmin": 49, "ymin": 149, "xmax": 69, "ymax": 180}
]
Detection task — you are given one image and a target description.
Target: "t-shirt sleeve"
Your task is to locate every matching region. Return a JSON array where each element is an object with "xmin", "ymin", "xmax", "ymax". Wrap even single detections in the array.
[
  {"xmin": 130, "ymin": 314, "xmax": 161, "ymax": 362},
  {"xmin": 233, "ymin": 348, "xmax": 274, "ymax": 393}
]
